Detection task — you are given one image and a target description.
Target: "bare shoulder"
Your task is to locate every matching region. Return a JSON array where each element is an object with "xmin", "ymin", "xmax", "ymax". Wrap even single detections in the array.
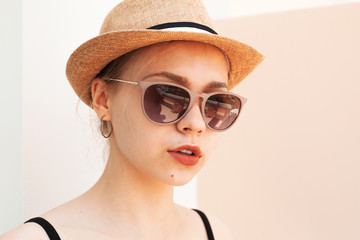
[
  {"xmin": 207, "ymin": 214, "xmax": 233, "ymax": 240},
  {"xmin": 0, "ymin": 196, "xmax": 84, "ymax": 240},
  {"xmin": 0, "ymin": 223, "xmax": 49, "ymax": 240}
]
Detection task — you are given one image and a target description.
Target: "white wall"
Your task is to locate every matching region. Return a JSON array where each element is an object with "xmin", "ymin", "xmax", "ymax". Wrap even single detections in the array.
[
  {"xmin": 0, "ymin": 0, "xmax": 23, "ymax": 234},
  {"xmin": 22, "ymin": 0, "xmax": 119, "ymax": 220}
]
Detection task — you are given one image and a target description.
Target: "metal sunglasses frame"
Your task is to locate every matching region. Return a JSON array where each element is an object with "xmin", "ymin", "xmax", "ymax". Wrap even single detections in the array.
[{"xmin": 104, "ymin": 78, "xmax": 247, "ymax": 131}]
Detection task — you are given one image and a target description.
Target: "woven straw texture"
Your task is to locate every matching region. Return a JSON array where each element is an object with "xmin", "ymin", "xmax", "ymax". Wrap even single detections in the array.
[{"xmin": 66, "ymin": 0, "xmax": 264, "ymax": 105}]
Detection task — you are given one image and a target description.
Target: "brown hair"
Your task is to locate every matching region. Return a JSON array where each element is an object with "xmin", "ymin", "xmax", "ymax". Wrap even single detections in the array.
[
  {"xmin": 85, "ymin": 50, "xmax": 139, "ymax": 108},
  {"xmin": 85, "ymin": 41, "xmax": 173, "ymax": 107}
]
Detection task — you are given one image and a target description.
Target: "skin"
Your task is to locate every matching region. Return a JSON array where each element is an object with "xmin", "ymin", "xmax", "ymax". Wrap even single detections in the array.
[{"xmin": 0, "ymin": 41, "xmax": 233, "ymax": 240}]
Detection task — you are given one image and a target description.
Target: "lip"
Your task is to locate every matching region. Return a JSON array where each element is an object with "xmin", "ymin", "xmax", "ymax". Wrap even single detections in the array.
[{"xmin": 168, "ymin": 145, "xmax": 203, "ymax": 166}]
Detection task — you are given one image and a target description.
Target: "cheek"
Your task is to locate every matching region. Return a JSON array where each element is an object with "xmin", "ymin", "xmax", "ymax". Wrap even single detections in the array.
[{"xmin": 110, "ymin": 88, "xmax": 163, "ymax": 160}]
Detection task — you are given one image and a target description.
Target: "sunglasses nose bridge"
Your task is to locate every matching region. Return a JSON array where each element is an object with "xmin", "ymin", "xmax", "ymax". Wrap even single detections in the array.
[
  {"xmin": 188, "ymin": 93, "xmax": 211, "ymax": 130},
  {"xmin": 176, "ymin": 96, "xmax": 207, "ymax": 135},
  {"xmin": 196, "ymin": 92, "xmax": 209, "ymax": 112},
  {"xmin": 189, "ymin": 92, "xmax": 206, "ymax": 114}
]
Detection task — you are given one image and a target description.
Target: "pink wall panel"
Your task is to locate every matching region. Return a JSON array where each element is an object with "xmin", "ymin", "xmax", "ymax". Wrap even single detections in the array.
[{"xmin": 199, "ymin": 3, "xmax": 360, "ymax": 240}]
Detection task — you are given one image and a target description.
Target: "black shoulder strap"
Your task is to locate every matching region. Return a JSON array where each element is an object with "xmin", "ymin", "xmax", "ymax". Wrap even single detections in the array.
[
  {"xmin": 193, "ymin": 209, "xmax": 215, "ymax": 240},
  {"xmin": 25, "ymin": 212, "xmax": 213, "ymax": 240},
  {"xmin": 25, "ymin": 217, "xmax": 61, "ymax": 240}
]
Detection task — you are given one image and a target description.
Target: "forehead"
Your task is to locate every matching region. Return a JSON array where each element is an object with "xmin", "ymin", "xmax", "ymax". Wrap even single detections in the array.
[{"xmin": 123, "ymin": 41, "xmax": 229, "ymax": 88}]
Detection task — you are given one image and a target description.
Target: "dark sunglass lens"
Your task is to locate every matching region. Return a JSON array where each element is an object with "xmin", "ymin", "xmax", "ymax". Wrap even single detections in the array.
[
  {"xmin": 204, "ymin": 94, "xmax": 241, "ymax": 130},
  {"xmin": 143, "ymin": 84, "xmax": 190, "ymax": 123}
]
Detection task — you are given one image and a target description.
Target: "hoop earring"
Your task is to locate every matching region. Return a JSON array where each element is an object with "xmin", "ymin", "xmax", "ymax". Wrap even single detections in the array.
[{"xmin": 100, "ymin": 115, "xmax": 113, "ymax": 138}]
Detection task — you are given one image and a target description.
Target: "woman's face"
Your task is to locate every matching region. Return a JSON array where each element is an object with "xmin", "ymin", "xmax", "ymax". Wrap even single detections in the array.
[{"xmin": 108, "ymin": 41, "xmax": 229, "ymax": 186}]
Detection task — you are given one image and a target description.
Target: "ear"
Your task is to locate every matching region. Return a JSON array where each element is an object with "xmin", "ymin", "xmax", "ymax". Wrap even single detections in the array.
[{"xmin": 91, "ymin": 78, "xmax": 112, "ymax": 121}]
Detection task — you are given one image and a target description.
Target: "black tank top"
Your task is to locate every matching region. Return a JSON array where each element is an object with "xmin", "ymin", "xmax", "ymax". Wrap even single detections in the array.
[{"xmin": 24, "ymin": 209, "xmax": 215, "ymax": 240}]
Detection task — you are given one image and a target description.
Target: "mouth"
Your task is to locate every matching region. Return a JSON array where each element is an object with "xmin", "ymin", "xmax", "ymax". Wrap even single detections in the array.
[{"xmin": 167, "ymin": 145, "xmax": 203, "ymax": 166}]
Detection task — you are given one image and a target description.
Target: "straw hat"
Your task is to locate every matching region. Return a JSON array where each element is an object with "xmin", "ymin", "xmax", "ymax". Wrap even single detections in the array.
[{"xmin": 66, "ymin": 0, "xmax": 264, "ymax": 106}]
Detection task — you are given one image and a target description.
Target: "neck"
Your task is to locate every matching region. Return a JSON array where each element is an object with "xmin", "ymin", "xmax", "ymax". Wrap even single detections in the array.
[{"xmin": 86, "ymin": 144, "xmax": 177, "ymax": 223}]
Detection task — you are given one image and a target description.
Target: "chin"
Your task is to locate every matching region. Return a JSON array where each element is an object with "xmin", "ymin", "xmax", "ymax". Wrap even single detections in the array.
[{"xmin": 163, "ymin": 170, "xmax": 198, "ymax": 186}]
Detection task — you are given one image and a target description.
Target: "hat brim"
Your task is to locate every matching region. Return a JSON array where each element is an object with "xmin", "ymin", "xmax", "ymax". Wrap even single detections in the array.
[{"xmin": 66, "ymin": 30, "xmax": 264, "ymax": 106}]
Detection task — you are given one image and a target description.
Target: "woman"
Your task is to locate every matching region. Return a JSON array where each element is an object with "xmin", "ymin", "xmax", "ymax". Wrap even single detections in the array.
[{"xmin": 1, "ymin": 0, "xmax": 263, "ymax": 239}]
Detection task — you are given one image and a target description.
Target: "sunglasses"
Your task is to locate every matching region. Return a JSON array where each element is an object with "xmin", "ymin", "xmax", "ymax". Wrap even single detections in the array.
[{"xmin": 105, "ymin": 79, "xmax": 247, "ymax": 131}]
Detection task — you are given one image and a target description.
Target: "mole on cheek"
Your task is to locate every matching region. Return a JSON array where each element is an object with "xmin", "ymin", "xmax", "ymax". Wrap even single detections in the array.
[{"xmin": 171, "ymin": 174, "xmax": 174, "ymax": 178}]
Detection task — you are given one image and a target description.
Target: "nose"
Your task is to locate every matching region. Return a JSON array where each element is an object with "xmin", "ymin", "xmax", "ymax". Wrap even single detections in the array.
[{"xmin": 176, "ymin": 99, "xmax": 206, "ymax": 135}]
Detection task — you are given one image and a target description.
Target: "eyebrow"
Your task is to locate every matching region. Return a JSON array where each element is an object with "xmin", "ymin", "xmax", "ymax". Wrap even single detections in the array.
[{"xmin": 141, "ymin": 71, "xmax": 228, "ymax": 89}]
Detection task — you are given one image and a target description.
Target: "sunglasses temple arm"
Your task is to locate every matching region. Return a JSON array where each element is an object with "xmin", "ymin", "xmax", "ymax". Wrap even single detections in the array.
[{"xmin": 105, "ymin": 78, "xmax": 139, "ymax": 85}]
